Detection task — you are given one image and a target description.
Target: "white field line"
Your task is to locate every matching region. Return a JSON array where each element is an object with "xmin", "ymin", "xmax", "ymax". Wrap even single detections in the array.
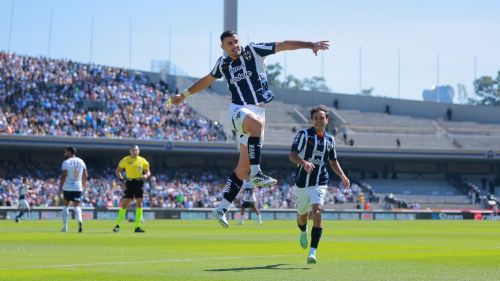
[{"xmin": 0, "ymin": 254, "xmax": 293, "ymax": 270}]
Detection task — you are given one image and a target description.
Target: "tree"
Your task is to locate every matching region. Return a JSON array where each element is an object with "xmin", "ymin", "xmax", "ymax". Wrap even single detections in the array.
[
  {"xmin": 456, "ymin": 83, "xmax": 475, "ymax": 104},
  {"xmin": 282, "ymin": 74, "xmax": 303, "ymax": 89},
  {"xmin": 265, "ymin": 62, "xmax": 332, "ymax": 92},
  {"xmin": 360, "ymin": 87, "xmax": 374, "ymax": 96},
  {"xmin": 265, "ymin": 63, "xmax": 283, "ymax": 87},
  {"xmin": 302, "ymin": 76, "xmax": 331, "ymax": 92},
  {"xmin": 473, "ymin": 71, "xmax": 500, "ymax": 106}
]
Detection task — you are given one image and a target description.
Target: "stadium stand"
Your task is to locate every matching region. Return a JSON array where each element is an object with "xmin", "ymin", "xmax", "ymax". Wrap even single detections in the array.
[
  {"xmin": 0, "ymin": 52, "xmax": 226, "ymax": 141},
  {"xmin": 0, "ymin": 167, "xmax": 356, "ymax": 210}
]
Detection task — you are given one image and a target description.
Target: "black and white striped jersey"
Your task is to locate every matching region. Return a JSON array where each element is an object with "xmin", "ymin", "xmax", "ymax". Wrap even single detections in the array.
[
  {"xmin": 291, "ymin": 127, "xmax": 337, "ymax": 188},
  {"xmin": 211, "ymin": 42, "xmax": 276, "ymax": 105}
]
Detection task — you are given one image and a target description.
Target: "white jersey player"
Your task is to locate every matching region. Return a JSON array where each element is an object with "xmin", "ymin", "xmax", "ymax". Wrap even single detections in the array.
[
  {"xmin": 15, "ymin": 177, "xmax": 31, "ymax": 223},
  {"xmin": 59, "ymin": 146, "xmax": 88, "ymax": 233},
  {"xmin": 239, "ymin": 180, "xmax": 262, "ymax": 225}
]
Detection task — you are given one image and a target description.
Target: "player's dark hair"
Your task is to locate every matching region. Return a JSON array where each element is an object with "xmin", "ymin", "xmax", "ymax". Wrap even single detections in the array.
[
  {"xmin": 130, "ymin": 144, "xmax": 139, "ymax": 150},
  {"xmin": 310, "ymin": 105, "xmax": 329, "ymax": 119},
  {"xmin": 220, "ymin": 30, "xmax": 237, "ymax": 42},
  {"xmin": 65, "ymin": 146, "xmax": 77, "ymax": 155}
]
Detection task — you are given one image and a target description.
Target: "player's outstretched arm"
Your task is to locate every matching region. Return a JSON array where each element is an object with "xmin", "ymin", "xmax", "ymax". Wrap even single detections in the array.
[
  {"xmin": 170, "ymin": 74, "xmax": 216, "ymax": 106},
  {"xmin": 275, "ymin": 40, "xmax": 330, "ymax": 56}
]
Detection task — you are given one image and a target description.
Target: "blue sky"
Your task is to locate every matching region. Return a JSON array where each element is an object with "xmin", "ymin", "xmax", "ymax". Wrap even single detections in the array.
[{"xmin": 0, "ymin": 0, "xmax": 499, "ymax": 101}]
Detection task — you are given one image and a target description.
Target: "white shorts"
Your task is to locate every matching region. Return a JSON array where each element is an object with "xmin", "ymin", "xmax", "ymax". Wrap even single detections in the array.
[
  {"xmin": 294, "ymin": 185, "xmax": 327, "ymax": 215},
  {"xmin": 229, "ymin": 103, "xmax": 266, "ymax": 148},
  {"xmin": 18, "ymin": 199, "xmax": 30, "ymax": 210}
]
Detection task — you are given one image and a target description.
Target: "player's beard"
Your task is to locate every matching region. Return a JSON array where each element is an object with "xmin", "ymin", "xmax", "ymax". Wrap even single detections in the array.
[{"xmin": 232, "ymin": 46, "xmax": 241, "ymax": 57}]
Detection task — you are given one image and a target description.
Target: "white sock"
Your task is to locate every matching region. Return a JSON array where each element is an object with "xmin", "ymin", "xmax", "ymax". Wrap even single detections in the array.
[
  {"xmin": 217, "ymin": 198, "xmax": 231, "ymax": 211},
  {"xmin": 258, "ymin": 214, "xmax": 262, "ymax": 222},
  {"xmin": 309, "ymin": 247, "xmax": 317, "ymax": 256},
  {"xmin": 240, "ymin": 215, "xmax": 244, "ymax": 223},
  {"xmin": 75, "ymin": 207, "xmax": 82, "ymax": 223},
  {"xmin": 62, "ymin": 207, "xmax": 69, "ymax": 227},
  {"xmin": 250, "ymin": 165, "xmax": 261, "ymax": 177}
]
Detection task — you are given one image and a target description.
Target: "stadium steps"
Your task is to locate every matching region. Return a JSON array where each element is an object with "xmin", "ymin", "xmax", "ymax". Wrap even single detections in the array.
[
  {"xmin": 185, "ymin": 91, "xmax": 232, "ymax": 136},
  {"xmin": 186, "ymin": 91, "xmax": 308, "ymax": 145},
  {"xmin": 366, "ymin": 178, "xmax": 462, "ymax": 196}
]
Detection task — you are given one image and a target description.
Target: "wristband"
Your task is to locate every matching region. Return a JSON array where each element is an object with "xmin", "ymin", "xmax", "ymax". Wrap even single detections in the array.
[{"xmin": 181, "ymin": 89, "xmax": 192, "ymax": 98}]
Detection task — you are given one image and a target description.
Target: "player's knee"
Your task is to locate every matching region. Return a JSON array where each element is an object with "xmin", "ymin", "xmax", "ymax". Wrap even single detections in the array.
[
  {"xmin": 247, "ymin": 119, "xmax": 263, "ymax": 136},
  {"xmin": 312, "ymin": 205, "xmax": 323, "ymax": 215}
]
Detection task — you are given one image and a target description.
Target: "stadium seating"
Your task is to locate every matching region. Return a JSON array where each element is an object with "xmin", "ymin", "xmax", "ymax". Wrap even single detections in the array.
[{"xmin": 0, "ymin": 52, "xmax": 226, "ymax": 141}]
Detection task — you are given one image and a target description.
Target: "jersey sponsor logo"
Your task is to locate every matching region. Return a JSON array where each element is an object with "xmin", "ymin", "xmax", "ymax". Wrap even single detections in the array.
[
  {"xmin": 230, "ymin": 71, "xmax": 253, "ymax": 84},
  {"xmin": 229, "ymin": 64, "xmax": 245, "ymax": 74},
  {"xmin": 308, "ymin": 157, "xmax": 324, "ymax": 166}
]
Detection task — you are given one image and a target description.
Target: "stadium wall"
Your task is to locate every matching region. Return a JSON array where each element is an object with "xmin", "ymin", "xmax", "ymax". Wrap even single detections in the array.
[
  {"xmin": 0, "ymin": 135, "xmax": 499, "ymax": 173},
  {"xmin": 1, "ymin": 207, "xmax": 499, "ymax": 221}
]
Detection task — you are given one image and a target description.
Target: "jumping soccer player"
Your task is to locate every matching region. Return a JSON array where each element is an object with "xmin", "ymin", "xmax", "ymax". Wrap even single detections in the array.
[
  {"xmin": 170, "ymin": 30, "xmax": 329, "ymax": 228},
  {"xmin": 289, "ymin": 105, "xmax": 350, "ymax": 264},
  {"xmin": 60, "ymin": 146, "xmax": 88, "ymax": 233},
  {"xmin": 238, "ymin": 180, "xmax": 263, "ymax": 225},
  {"xmin": 113, "ymin": 145, "xmax": 151, "ymax": 233},
  {"xmin": 15, "ymin": 177, "xmax": 31, "ymax": 223}
]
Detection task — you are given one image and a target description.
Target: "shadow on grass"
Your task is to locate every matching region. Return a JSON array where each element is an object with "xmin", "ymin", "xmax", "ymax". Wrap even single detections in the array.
[{"xmin": 205, "ymin": 263, "xmax": 310, "ymax": 272}]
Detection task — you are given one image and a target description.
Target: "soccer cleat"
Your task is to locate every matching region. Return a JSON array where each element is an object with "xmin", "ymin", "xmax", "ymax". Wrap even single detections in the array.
[
  {"xmin": 15, "ymin": 217, "xmax": 20, "ymax": 223},
  {"xmin": 213, "ymin": 209, "xmax": 229, "ymax": 229},
  {"xmin": 112, "ymin": 225, "xmax": 120, "ymax": 233},
  {"xmin": 250, "ymin": 172, "xmax": 277, "ymax": 188},
  {"xmin": 300, "ymin": 231, "xmax": 308, "ymax": 249},
  {"xmin": 61, "ymin": 226, "xmax": 68, "ymax": 232},
  {"xmin": 134, "ymin": 227, "xmax": 145, "ymax": 233},
  {"xmin": 78, "ymin": 222, "xmax": 83, "ymax": 233},
  {"xmin": 307, "ymin": 253, "xmax": 317, "ymax": 264},
  {"xmin": 257, "ymin": 220, "xmax": 263, "ymax": 225}
]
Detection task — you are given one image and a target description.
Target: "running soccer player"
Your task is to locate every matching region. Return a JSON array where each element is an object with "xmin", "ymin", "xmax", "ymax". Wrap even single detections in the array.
[
  {"xmin": 113, "ymin": 145, "xmax": 151, "ymax": 233},
  {"xmin": 15, "ymin": 177, "xmax": 31, "ymax": 223},
  {"xmin": 60, "ymin": 146, "xmax": 88, "ymax": 233},
  {"xmin": 238, "ymin": 180, "xmax": 263, "ymax": 225},
  {"xmin": 289, "ymin": 105, "xmax": 350, "ymax": 264},
  {"xmin": 170, "ymin": 30, "xmax": 329, "ymax": 228}
]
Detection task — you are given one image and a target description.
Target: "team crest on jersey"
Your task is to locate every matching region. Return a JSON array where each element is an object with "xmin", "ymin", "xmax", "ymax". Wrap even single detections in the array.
[{"xmin": 243, "ymin": 50, "xmax": 252, "ymax": 61}]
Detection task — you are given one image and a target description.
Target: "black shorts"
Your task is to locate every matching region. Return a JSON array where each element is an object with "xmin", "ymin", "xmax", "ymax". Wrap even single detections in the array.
[
  {"xmin": 124, "ymin": 179, "xmax": 144, "ymax": 199},
  {"xmin": 63, "ymin": 191, "xmax": 82, "ymax": 202},
  {"xmin": 242, "ymin": 202, "xmax": 255, "ymax": 208}
]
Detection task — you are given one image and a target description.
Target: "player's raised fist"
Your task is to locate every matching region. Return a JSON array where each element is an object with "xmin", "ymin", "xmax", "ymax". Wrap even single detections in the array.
[{"xmin": 170, "ymin": 94, "xmax": 185, "ymax": 106}]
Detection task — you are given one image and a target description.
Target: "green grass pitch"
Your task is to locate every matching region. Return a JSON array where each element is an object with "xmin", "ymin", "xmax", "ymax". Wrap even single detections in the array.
[{"xmin": 1, "ymin": 219, "xmax": 499, "ymax": 280}]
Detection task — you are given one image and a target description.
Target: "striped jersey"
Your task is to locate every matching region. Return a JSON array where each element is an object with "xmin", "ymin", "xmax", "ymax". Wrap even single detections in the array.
[
  {"xmin": 211, "ymin": 42, "xmax": 276, "ymax": 105},
  {"xmin": 291, "ymin": 127, "xmax": 337, "ymax": 188},
  {"xmin": 61, "ymin": 157, "xmax": 87, "ymax": 191}
]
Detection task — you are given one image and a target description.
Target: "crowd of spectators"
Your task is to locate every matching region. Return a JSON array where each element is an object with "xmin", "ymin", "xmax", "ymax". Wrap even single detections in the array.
[
  {"xmin": 0, "ymin": 52, "xmax": 226, "ymax": 141},
  {"xmin": 0, "ymin": 163, "xmax": 354, "ymax": 210}
]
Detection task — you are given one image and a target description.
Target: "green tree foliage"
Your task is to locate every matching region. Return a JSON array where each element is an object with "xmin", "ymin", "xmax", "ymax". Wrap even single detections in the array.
[
  {"xmin": 473, "ymin": 71, "xmax": 500, "ymax": 106},
  {"xmin": 265, "ymin": 63, "xmax": 330, "ymax": 92}
]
